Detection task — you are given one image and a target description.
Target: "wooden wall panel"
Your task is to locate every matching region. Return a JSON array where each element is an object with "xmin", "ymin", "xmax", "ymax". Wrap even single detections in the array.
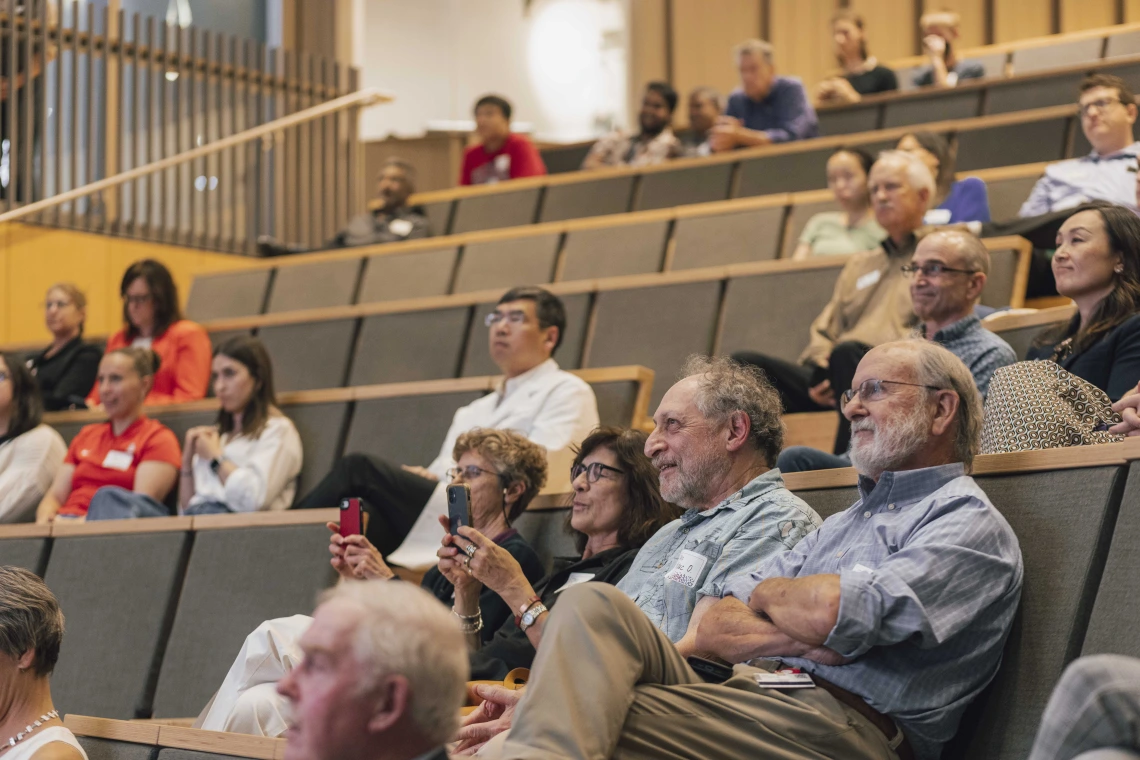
[
  {"xmin": 850, "ymin": 0, "xmax": 918, "ymax": 60},
  {"xmin": 1128, "ymin": 0, "xmax": 1140, "ymax": 23},
  {"xmin": 670, "ymin": 0, "xmax": 763, "ymax": 125},
  {"xmin": 994, "ymin": 0, "xmax": 1053, "ymax": 42},
  {"xmin": 630, "ymin": 0, "xmax": 670, "ymax": 129},
  {"xmin": 1060, "ymin": 0, "xmax": 1116, "ymax": 32},
  {"xmin": 923, "ymin": 0, "xmax": 988, "ymax": 48},
  {"xmin": 768, "ymin": 0, "xmax": 838, "ymax": 95}
]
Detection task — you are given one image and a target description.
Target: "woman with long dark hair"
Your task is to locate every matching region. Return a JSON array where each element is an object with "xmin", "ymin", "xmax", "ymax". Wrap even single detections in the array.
[
  {"xmin": 179, "ymin": 336, "xmax": 302, "ymax": 515},
  {"xmin": 815, "ymin": 9, "xmax": 898, "ymax": 105},
  {"xmin": 0, "ymin": 353, "xmax": 66, "ymax": 522}
]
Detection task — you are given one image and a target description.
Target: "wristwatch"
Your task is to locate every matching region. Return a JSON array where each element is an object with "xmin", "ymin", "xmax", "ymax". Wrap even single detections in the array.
[
  {"xmin": 518, "ymin": 600, "xmax": 548, "ymax": 632},
  {"xmin": 209, "ymin": 457, "xmax": 223, "ymax": 474}
]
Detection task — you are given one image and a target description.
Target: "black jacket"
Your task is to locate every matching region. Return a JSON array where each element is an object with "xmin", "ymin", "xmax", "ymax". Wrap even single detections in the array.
[
  {"xmin": 1027, "ymin": 313, "xmax": 1140, "ymax": 401},
  {"xmin": 27, "ymin": 337, "xmax": 103, "ymax": 411}
]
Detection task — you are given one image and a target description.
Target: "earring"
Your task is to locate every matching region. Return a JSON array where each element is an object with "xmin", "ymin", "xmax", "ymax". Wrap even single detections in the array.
[{"xmin": 1116, "ymin": 265, "xmax": 1125, "ymax": 274}]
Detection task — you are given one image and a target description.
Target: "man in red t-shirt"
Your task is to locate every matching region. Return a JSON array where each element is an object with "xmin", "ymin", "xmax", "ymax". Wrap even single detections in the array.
[{"xmin": 460, "ymin": 94, "xmax": 547, "ymax": 186}]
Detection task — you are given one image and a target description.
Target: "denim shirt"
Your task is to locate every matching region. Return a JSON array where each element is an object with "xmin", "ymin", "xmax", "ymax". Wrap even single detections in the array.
[{"xmin": 616, "ymin": 469, "xmax": 821, "ymax": 642}]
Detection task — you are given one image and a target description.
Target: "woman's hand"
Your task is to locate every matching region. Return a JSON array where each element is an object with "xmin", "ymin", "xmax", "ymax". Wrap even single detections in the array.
[
  {"xmin": 436, "ymin": 517, "xmax": 484, "ymax": 598},
  {"xmin": 451, "ymin": 523, "xmax": 533, "ymax": 607},
  {"xmin": 327, "ymin": 522, "xmax": 395, "ymax": 581},
  {"xmin": 453, "ymin": 684, "xmax": 524, "ymax": 756},
  {"xmin": 192, "ymin": 427, "xmax": 223, "ymax": 461}
]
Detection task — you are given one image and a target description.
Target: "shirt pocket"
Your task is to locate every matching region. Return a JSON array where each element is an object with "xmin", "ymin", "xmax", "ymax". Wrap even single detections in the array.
[
  {"xmin": 830, "ymin": 542, "xmax": 890, "ymax": 575},
  {"xmin": 663, "ymin": 540, "xmax": 722, "ymax": 623}
]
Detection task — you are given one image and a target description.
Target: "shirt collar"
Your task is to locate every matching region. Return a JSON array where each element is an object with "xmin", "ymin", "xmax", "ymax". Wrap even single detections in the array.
[
  {"xmin": 882, "ymin": 233, "xmax": 918, "ymax": 258},
  {"xmin": 681, "ymin": 468, "xmax": 785, "ymax": 523},
  {"xmin": 855, "ymin": 462, "xmax": 967, "ymax": 509},
  {"xmin": 1086, "ymin": 141, "xmax": 1140, "ymax": 162},
  {"xmin": 920, "ymin": 314, "xmax": 981, "ymax": 343},
  {"xmin": 496, "ymin": 358, "xmax": 559, "ymax": 399}
]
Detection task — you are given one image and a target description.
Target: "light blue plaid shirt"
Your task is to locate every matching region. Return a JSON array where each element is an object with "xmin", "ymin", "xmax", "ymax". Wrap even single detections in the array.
[
  {"xmin": 1019, "ymin": 142, "xmax": 1140, "ymax": 217},
  {"xmin": 917, "ymin": 315, "xmax": 1017, "ymax": 398},
  {"xmin": 724, "ymin": 463, "xmax": 1024, "ymax": 760},
  {"xmin": 617, "ymin": 469, "xmax": 821, "ymax": 643}
]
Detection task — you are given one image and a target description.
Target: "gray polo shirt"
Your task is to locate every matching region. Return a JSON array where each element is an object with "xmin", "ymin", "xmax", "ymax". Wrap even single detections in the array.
[{"xmin": 616, "ymin": 469, "xmax": 821, "ymax": 642}]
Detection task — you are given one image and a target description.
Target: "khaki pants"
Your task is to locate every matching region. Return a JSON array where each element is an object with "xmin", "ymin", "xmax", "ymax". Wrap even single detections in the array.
[{"xmin": 489, "ymin": 584, "xmax": 900, "ymax": 760}]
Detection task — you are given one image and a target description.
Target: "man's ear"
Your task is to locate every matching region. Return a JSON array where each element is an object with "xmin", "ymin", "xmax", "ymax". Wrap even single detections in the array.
[
  {"xmin": 542, "ymin": 326, "xmax": 559, "ymax": 354},
  {"xmin": 723, "ymin": 410, "xmax": 753, "ymax": 453},
  {"xmin": 930, "ymin": 390, "xmax": 960, "ymax": 438},
  {"xmin": 1126, "ymin": 102, "xmax": 1138, "ymax": 126},
  {"xmin": 367, "ymin": 675, "xmax": 411, "ymax": 734},
  {"xmin": 966, "ymin": 271, "xmax": 986, "ymax": 302}
]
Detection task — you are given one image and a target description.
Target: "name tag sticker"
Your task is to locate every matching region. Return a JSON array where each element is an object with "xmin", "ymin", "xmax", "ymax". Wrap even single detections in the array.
[
  {"xmin": 665, "ymin": 549, "xmax": 708, "ymax": 589},
  {"xmin": 754, "ymin": 672, "xmax": 816, "ymax": 689},
  {"xmin": 388, "ymin": 218, "xmax": 413, "ymax": 237},
  {"xmin": 554, "ymin": 572, "xmax": 595, "ymax": 593},
  {"xmin": 852, "ymin": 563, "xmax": 874, "ymax": 574},
  {"xmin": 102, "ymin": 450, "xmax": 133, "ymax": 472},
  {"xmin": 924, "ymin": 208, "xmax": 953, "ymax": 226},
  {"xmin": 855, "ymin": 269, "xmax": 881, "ymax": 291}
]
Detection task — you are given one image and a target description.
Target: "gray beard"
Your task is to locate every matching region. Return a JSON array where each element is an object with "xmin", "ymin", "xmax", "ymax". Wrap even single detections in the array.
[
  {"xmin": 849, "ymin": 408, "xmax": 932, "ymax": 480},
  {"xmin": 659, "ymin": 446, "xmax": 730, "ymax": 509}
]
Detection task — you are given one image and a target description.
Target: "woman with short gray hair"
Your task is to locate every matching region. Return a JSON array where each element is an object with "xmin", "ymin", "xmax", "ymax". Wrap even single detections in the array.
[{"xmin": 0, "ymin": 566, "xmax": 87, "ymax": 760}]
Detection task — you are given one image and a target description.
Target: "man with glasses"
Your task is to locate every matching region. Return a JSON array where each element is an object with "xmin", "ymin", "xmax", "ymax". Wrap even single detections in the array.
[
  {"xmin": 479, "ymin": 340, "xmax": 1022, "ymax": 760},
  {"xmin": 296, "ymin": 286, "xmax": 599, "ymax": 568},
  {"xmin": 779, "ymin": 230, "xmax": 1017, "ymax": 472}
]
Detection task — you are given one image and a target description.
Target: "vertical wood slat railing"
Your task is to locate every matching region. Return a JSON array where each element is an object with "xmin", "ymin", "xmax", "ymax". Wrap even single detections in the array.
[{"xmin": 0, "ymin": 3, "xmax": 364, "ymax": 254}]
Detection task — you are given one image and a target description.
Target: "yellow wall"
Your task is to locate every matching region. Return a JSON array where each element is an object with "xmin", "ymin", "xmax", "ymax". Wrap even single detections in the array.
[{"xmin": 0, "ymin": 223, "xmax": 259, "ymax": 345}]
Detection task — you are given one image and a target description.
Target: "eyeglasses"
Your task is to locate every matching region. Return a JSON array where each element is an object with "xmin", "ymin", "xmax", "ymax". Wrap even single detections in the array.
[
  {"xmin": 446, "ymin": 464, "xmax": 502, "ymax": 483},
  {"xmin": 42, "ymin": 299, "xmax": 73, "ymax": 310},
  {"xmin": 1080, "ymin": 97, "xmax": 1123, "ymax": 117},
  {"xmin": 901, "ymin": 262, "xmax": 976, "ymax": 278},
  {"xmin": 571, "ymin": 461, "xmax": 625, "ymax": 483},
  {"xmin": 0, "ymin": 372, "xmax": 9, "ymax": 383},
  {"xmin": 123, "ymin": 294, "xmax": 152, "ymax": 306},
  {"xmin": 484, "ymin": 310, "xmax": 528, "ymax": 327},
  {"xmin": 841, "ymin": 378, "xmax": 944, "ymax": 406}
]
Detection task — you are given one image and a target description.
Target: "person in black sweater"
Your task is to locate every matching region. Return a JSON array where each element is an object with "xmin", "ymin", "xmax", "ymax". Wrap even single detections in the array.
[
  {"xmin": 815, "ymin": 9, "xmax": 898, "ymax": 106},
  {"xmin": 1027, "ymin": 201, "xmax": 1140, "ymax": 401},
  {"xmin": 26, "ymin": 283, "xmax": 102, "ymax": 411},
  {"xmin": 437, "ymin": 427, "xmax": 680, "ymax": 693}
]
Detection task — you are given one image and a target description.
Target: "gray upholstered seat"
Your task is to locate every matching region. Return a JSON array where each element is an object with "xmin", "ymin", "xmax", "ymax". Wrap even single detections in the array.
[
  {"xmin": 790, "ymin": 487, "xmax": 857, "ymax": 520},
  {"xmin": 980, "ymin": 246, "xmax": 1023, "ymax": 308},
  {"xmin": 986, "ymin": 322, "xmax": 1054, "ymax": 360},
  {"xmin": 817, "ymin": 105, "xmax": 879, "ymax": 137},
  {"xmin": 784, "ymin": 198, "xmax": 843, "ymax": 258},
  {"xmin": 451, "ymin": 189, "xmax": 542, "ymax": 234},
  {"xmin": 461, "ymin": 293, "xmax": 591, "ymax": 377},
  {"xmin": 1011, "ymin": 38, "xmax": 1104, "ymax": 75},
  {"xmin": 150, "ymin": 523, "xmax": 336, "ymax": 717},
  {"xmin": 48, "ymin": 529, "xmax": 192, "ymax": 718},
  {"xmin": 540, "ymin": 143, "xmax": 594, "ymax": 175},
  {"xmin": 157, "ymin": 747, "xmax": 260, "ymax": 760},
  {"xmin": 1106, "ymin": 30, "xmax": 1140, "ymax": 60},
  {"xmin": 349, "ymin": 307, "xmax": 471, "ymax": 385},
  {"xmin": 736, "ymin": 148, "xmax": 833, "ymax": 197},
  {"xmin": 147, "ymin": 410, "xmax": 217, "ymax": 450},
  {"xmin": 1081, "ymin": 463, "xmax": 1140, "ymax": 659},
  {"xmin": 266, "ymin": 258, "xmax": 363, "ymax": 313},
  {"xmin": 206, "ymin": 329, "xmax": 252, "ymax": 353},
  {"xmin": 972, "ymin": 52, "xmax": 1010, "ymax": 79},
  {"xmin": 281, "ymin": 401, "xmax": 351, "ymax": 500},
  {"xmin": 586, "ymin": 282, "xmax": 721, "ymax": 408},
  {"xmin": 539, "ymin": 177, "xmax": 634, "ymax": 223},
  {"xmin": 184, "ymin": 270, "xmax": 272, "ymax": 322},
  {"xmin": 420, "ymin": 200, "xmax": 454, "ymax": 237},
  {"xmin": 717, "ymin": 264, "xmax": 846, "ymax": 364},
  {"xmin": 357, "ymin": 247, "xmax": 459, "ymax": 303},
  {"xmin": 634, "ymin": 164, "xmax": 733, "ymax": 211},
  {"xmin": 895, "ymin": 65, "xmax": 924, "ymax": 91},
  {"xmin": 671, "ymin": 205, "xmax": 787, "ymax": 270},
  {"xmin": 0, "ymin": 537, "xmax": 48, "ymax": 575},
  {"xmin": 590, "ymin": 378, "xmax": 643, "ymax": 429},
  {"xmin": 882, "ymin": 89, "xmax": 982, "ymax": 129},
  {"xmin": 343, "ymin": 391, "xmax": 486, "ymax": 465},
  {"xmin": 955, "ymin": 117, "xmax": 1070, "ymax": 172},
  {"xmin": 514, "ymin": 508, "xmax": 576, "ymax": 574},
  {"xmin": 452, "ymin": 234, "xmax": 561, "ymax": 293},
  {"xmin": 258, "ymin": 319, "xmax": 357, "ymax": 391},
  {"xmin": 560, "ymin": 220, "xmax": 669, "ymax": 280},
  {"xmin": 77, "ymin": 737, "xmax": 158, "ymax": 760},
  {"xmin": 986, "ymin": 173, "xmax": 1042, "ymax": 222},
  {"xmin": 985, "ymin": 73, "xmax": 1086, "ymax": 116}
]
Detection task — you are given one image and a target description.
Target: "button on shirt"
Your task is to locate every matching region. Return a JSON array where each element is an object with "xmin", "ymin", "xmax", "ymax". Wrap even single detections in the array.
[
  {"xmin": 1019, "ymin": 142, "xmax": 1140, "ymax": 217},
  {"xmin": 724, "ymin": 464, "xmax": 1024, "ymax": 760},
  {"xmin": 617, "ymin": 469, "xmax": 821, "ymax": 643},
  {"xmin": 725, "ymin": 77, "xmax": 819, "ymax": 143},
  {"xmin": 917, "ymin": 315, "xmax": 1017, "ymax": 397}
]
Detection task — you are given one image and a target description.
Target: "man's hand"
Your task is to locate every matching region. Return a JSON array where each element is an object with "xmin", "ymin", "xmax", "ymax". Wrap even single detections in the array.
[
  {"xmin": 808, "ymin": 379, "xmax": 837, "ymax": 408},
  {"xmin": 1111, "ymin": 382, "xmax": 1140, "ymax": 436},
  {"xmin": 695, "ymin": 596, "xmax": 815, "ymax": 664},
  {"xmin": 453, "ymin": 684, "xmax": 524, "ymax": 756},
  {"xmin": 749, "ymin": 576, "xmax": 841, "ymax": 647},
  {"xmin": 400, "ymin": 464, "xmax": 439, "ymax": 482},
  {"xmin": 709, "ymin": 117, "xmax": 742, "ymax": 152}
]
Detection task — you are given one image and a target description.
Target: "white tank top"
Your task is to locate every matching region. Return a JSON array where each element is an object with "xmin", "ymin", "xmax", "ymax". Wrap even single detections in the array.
[{"xmin": 2, "ymin": 726, "xmax": 88, "ymax": 760}]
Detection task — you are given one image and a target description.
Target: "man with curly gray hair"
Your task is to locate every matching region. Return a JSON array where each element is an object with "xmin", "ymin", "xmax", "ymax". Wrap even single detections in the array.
[{"xmin": 614, "ymin": 354, "xmax": 822, "ymax": 653}]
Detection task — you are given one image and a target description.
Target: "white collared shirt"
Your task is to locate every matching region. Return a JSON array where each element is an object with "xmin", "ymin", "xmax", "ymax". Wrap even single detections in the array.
[{"xmin": 188, "ymin": 414, "xmax": 303, "ymax": 513}]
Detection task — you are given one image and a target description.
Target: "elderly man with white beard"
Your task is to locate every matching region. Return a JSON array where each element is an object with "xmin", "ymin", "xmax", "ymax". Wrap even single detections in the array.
[{"xmin": 476, "ymin": 340, "xmax": 1023, "ymax": 760}]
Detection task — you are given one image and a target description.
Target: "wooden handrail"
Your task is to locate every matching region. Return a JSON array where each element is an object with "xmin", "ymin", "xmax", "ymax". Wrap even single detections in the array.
[{"xmin": 0, "ymin": 88, "xmax": 392, "ymax": 226}]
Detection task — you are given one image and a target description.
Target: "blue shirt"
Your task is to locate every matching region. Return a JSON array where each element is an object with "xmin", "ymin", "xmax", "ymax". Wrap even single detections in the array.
[
  {"xmin": 1019, "ymin": 142, "xmax": 1140, "ymax": 217},
  {"xmin": 725, "ymin": 77, "xmax": 819, "ymax": 143},
  {"xmin": 617, "ymin": 469, "xmax": 821, "ymax": 643},
  {"xmin": 919, "ymin": 315, "xmax": 1017, "ymax": 397},
  {"xmin": 724, "ymin": 464, "xmax": 1023, "ymax": 760},
  {"xmin": 924, "ymin": 177, "xmax": 991, "ymax": 225}
]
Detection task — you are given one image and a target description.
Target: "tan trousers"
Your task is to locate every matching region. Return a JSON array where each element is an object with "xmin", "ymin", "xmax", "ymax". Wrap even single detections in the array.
[{"xmin": 489, "ymin": 584, "xmax": 901, "ymax": 760}]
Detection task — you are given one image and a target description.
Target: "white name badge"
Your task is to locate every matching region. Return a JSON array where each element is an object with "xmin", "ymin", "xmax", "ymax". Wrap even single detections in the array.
[
  {"xmin": 102, "ymin": 450, "xmax": 133, "ymax": 472},
  {"xmin": 855, "ymin": 269, "xmax": 882, "ymax": 291},
  {"xmin": 388, "ymin": 218, "xmax": 414, "ymax": 237},
  {"xmin": 554, "ymin": 572, "xmax": 596, "ymax": 593},
  {"xmin": 665, "ymin": 549, "xmax": 708, "ymax": 589},
  {"xmin": 924, "ymin": 208, "xmax": 953, "ymax": 226},
  {"xmin": 754, "ymin": 672, "xmax": 816, "ymax": 689}
]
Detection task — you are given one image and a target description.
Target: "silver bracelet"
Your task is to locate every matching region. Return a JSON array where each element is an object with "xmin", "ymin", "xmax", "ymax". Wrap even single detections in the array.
[
  {"xmin": 452, "ymin": 607, "xmax": 481, "ymax": 622},
  {"xmin": 453, "ymin": 608, "xmax": 483, "ymax": 634}
]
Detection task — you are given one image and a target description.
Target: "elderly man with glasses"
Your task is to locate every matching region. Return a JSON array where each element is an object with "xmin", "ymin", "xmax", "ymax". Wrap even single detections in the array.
[
  {"xmin": 295, "ymin": 286, "xmax": 599, "ymax": 568},
  {"xmin": 477, "ymin": 340, "xmax": 1023, "ymax": 760}
]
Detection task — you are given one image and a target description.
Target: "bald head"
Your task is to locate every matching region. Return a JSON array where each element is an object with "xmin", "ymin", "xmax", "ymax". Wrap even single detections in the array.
[{"xmin": 910, "ymin": 230, "xmax": 989, "ymax": 329}]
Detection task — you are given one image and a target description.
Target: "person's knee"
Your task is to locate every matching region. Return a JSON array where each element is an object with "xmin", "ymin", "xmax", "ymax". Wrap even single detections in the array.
[{"xmin": 558, "ymin": 583, "xmax": 633, "ymax": 620}]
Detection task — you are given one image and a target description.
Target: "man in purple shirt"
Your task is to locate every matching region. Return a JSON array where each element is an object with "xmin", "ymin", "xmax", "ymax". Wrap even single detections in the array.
[{"xmin": 710, "ymin": 39, "xmax": 819, "ymax": 151}]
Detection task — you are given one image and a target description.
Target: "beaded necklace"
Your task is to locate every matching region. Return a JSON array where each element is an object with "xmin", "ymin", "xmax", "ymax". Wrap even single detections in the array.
[{"xmin": 0, "ymin": 711, "xmax": 59, "ymax": 754}]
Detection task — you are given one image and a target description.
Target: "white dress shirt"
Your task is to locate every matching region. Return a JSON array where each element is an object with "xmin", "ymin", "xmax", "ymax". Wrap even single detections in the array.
[
  {"xmin": 387, "ymin": 358, "xmax": 599, "ymax": 568},
  {"xmin": 0, "ymin": 424, "xmax": 66, "ymax": 523},
  {"xmin": 188, "ymin": 414, "xmax": 303, "ymax": 513}
]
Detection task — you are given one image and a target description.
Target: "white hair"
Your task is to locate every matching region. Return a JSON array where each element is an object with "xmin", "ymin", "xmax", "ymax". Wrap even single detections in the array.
[
  {"xmin": 874, "ymin": 150, "xmax": 936, "ymax": 204},
  {"xmin": 320, "ymin": 581, "xmax": 468, "ymax": 745},
  {"xmin": 733, "ymin": 39, "xmax": 774, "ymax": 64}
]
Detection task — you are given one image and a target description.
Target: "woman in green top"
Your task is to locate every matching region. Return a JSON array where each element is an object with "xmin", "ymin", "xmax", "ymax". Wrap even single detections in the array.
[{"xmin": 792, "ymin": 147, "xmax": 888, "ymax": 260}]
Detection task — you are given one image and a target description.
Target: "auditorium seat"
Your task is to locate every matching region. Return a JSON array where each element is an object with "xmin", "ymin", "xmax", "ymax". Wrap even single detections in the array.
[
  {"xmin": 184, "ymin": 270, "xmax": 271, "ymax": 322},
  {"xmin": 1010, "ymin": 37, "xmax": 1105, "ymax": 75},
  {"xmin": 560, "ymin": 219, "xmax": 670, "ymax": 280},
  {"xmin": 421, "ymin": 200, "xmax": 454, "ymax": 237},
  {"xmin": 67, "ymin": 716, "xmax": 279, "ymax": 760},
  {"xmin": 452, "ymin": 233, "xmax": 561, "ymax": 293},
  {"xmin": 343, "ymin": 389, "xmax": 487, "ymax": 466},
  {"xmin": 150, "ymin": 512, "xmax": 337, "ymax": 719},
  {"xmin": 671, "ymin": 201, "xmax": 787, "ymax": 269},
  {"xmin": 955, "ymin": 115, "xmax": 1070, "ymax": 171},
  {"xmin": 258, "ymin": 318, "xmax": 356, "ymax": 391},
  {"xmin": 1105, "ymin": 29, "xmax": 1140, "ymax": 60},
  {"xmin": 513, "ymin": 507, "xmax": 577, "ymax": 573},
  {"xmin": 280, "ymin": 400, "xmax": 352, "ymax": 499},
  {"xmin": 982, "ymin": 169, "xmax": 1043, "ymax": 222},
  {"xmin": 451, "ymin": 189, "xmax": 541, "ymax": 234},
  {"xmin": 0, "ymin": 525, "xmax": 50, "ymax": 575},
  {"xmin": 539, "ymin": 176, "xmax": 634, "ymax": 223},
  {"xmin": 205, "ymin": 329, "xmax": 252, "ymax": 353},
  {"xmin": 77, "ymin": 736, "xmax": 158, "ymax": 760},
  {"xmin": 460, "ymin": 293, "xmax": 591, "ymax": 376},
  {"xmin": 634, "ymin": 164, "xmax": 733, "ymax": 211},
  {"xmin": 817, "ymin": 104, "xmax": 879, "ymax": 137},
  {"xmin": 736, "ymin": 147, "xmax": 835, "ymax": 197},
  {"xmin": 357, "ymin": 247, "xmax": 459, "ymax": 303},
  {"xmin": 980, "ymin": 242, "xmax": 1027, "ymax": 308},
  {"xmin": 985, "ymin": 72, "xmax": 1085, "ymax": 115},
  {"xmin": 983, "ymin": 305, "xmax": 1073, "ymax": 359},
  {"xmin": 348, "ymin": 307, "xmax": 470, "ymax": 385},
  {"xmin": 47, "ymin": 519, "xmax": 193, "ymax": 719},
  {"xmin": 973, "ymin": 52, "xmax": 1012, "ymax": 79},
  {"xmin": 266, "ymin": 258, "xmax": 362, "ymax": 313},
  {"xmin": 782, "ymin": 193, "xmax": 840, "ymax": 258},
  {"xmin": 882, "ymin": 89, "xmax": 982, "ymax": 129}
]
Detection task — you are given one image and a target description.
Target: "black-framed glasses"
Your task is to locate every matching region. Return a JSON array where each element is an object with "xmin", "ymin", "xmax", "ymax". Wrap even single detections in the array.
[
  {"xmin": 1080, "ymin": 97, "xmax": 1122, "ymax": 117},
  {"xmin": 571, "ymin": 462, "xmax": 625, "ymax": 483},
  {"xmin": 123, "ymin": 294, "xmax": 152, "ymax": 306},
  {"xmin": 901, "ymin": 262, "xmax": 977, "ymax": 278},
  {"xmin": 484, "ymin": 310, "xmax": 527, "ymax": 327},
  {"xmin": 446, "ymin": 464, "xmax": 503, "ymax": 483},
  {"xmin": 841, "ymin": 379, "xmax": 944, "ymax": 406}
]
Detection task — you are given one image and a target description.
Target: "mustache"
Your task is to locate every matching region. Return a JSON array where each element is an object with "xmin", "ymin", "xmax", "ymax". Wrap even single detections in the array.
[{"xmin": 851, "ymin": 420, "xmax": 876, "ymax": 433}]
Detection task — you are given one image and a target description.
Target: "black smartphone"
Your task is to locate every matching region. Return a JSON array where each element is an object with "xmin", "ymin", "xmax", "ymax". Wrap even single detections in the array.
[
  {"xmin": 446, "ymin": 484, "xmax": 472, "ymax": 536},
  {"xmin": 687, "ymin": 656, "xmax": 734, "ymax": 684}
]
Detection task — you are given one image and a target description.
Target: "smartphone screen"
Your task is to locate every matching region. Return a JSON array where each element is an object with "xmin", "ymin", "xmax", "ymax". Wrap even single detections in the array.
[
  {"xmin": 446, "ymin": 484, "xmax": 472, "ymax": 536},
  {"xmin": 339, "ymin": 497, "xmax": 363, "ymax": 538}
]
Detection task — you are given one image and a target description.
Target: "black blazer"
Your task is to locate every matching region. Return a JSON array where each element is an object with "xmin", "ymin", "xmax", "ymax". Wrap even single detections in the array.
[
  {"xmin": 26, "ymin": 337, "xmax": 103, "ymax": 411},
  {"xmin": 1027, "ymin": 313, "xmax": 1140, "ymax": 401}
]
